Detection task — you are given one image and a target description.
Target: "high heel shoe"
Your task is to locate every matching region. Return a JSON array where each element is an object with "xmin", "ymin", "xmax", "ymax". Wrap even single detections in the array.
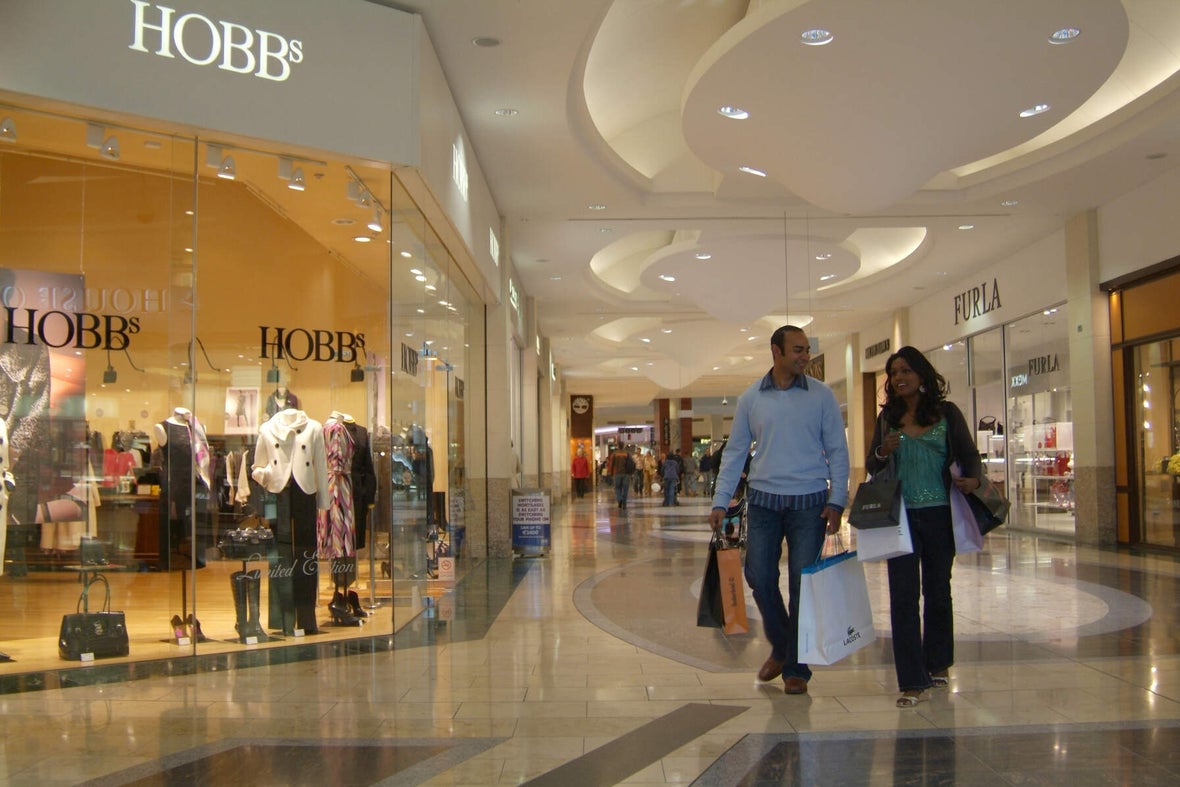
[
  {"xmin": 346, "ymin": 590, "xmax": 368, "ymax": 618},
  {"xmin": 186, "ymin": 614, "xmax": 208, "ymax": 643},
  {"xmin": 328, "ymin": 592, "xmax": 362, "ymax": 626},
  {"xmin": 170, "ymin": 614, "xmax": 187, "ymax": 641}
]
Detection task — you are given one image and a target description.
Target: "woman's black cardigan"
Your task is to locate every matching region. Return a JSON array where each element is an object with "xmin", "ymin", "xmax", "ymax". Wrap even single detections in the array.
[{"xmin": 864, "ymin": 401, "xmax": 983, "ymax": 491}]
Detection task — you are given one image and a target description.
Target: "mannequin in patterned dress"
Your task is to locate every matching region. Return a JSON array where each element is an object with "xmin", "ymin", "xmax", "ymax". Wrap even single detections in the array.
[{"xmin": 319, "ymin": 412, "xmax": 363, "ymax": 624}]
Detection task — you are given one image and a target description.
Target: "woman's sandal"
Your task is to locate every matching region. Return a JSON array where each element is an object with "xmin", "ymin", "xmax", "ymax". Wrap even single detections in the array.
[
  {"xmin": 896, "ymin": 690, "xmax": 925, "ymax": 708},
  {"xmin": 930, "ymin": 671, "xmax": 949, "ymax": 688}
]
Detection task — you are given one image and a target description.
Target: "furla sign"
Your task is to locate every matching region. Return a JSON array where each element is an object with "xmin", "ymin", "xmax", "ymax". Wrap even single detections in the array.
[{"xmin": 128, "ymin": 0, "xmax": 304, "ymax": 82}]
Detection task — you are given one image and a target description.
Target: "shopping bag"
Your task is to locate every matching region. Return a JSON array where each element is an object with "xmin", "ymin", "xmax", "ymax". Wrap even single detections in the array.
[
  {"xmin": 797, "ymin": 550, "xmax": 876, "ymax": 665},
  {"xmin": 696, "ymin": 538, "xmax": 725, "ymax": 629},
  {"xmin": 969, "ymin": 476, "xmax": 1009, "ymax": 534},
  {"xmin": 949, "ymin": 485, "xmax": 984, "ymax": 554},
  {"xmin": 848, "ymin": 479, "xmax": 901, "ymax": 529},
  {"xmin": 856, "ymin": 503, "xmax": 913, "ymax": 562},
  {"xmin": 715, "ymin": 544, "xmax": 748, "ymax": 635}
]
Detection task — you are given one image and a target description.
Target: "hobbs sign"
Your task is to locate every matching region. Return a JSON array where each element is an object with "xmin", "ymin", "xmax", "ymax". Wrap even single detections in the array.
[{"xmin": 129, "ymin": 0, "xmax": 304, "ymax": 82}]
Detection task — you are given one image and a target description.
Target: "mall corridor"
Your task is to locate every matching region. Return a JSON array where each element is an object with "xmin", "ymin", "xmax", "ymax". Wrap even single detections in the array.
[{"xmin": 3, "ymin": 489, "xmax": 1180, "ymax": 785}]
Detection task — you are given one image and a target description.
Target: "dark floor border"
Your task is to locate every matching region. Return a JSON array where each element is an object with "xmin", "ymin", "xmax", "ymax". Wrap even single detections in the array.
[{"xmin": 0, "ymin": 558, "xmax": 534, "ymax": 696}]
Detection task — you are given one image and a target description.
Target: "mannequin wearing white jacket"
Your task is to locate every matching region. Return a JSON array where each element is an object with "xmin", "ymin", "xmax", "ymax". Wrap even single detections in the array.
[{"xmin": 252, "ymin": 409, "xmax": 329, "ymax": 634}]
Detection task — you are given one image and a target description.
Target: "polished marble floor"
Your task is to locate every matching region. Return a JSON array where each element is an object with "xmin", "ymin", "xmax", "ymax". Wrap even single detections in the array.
[{"xmin": 3, "ymin": 487, "xmax": 1180, "ymax": 785}]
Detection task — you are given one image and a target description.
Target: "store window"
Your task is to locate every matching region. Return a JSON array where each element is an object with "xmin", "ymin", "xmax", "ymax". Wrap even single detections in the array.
[
  {"xmin": 1132, "ymin": 337, "xmax": 1180, "ymax": 549},
  {"xmin": 0, "ymin": 98, "xmax": 476, "ymax": 673},
  {"xmin": 1004, "ymin": 306, "xmax": 1073, "ymax": 534}
]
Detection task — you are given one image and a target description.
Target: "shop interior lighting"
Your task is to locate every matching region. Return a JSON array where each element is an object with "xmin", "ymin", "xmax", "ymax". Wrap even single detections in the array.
[
  {"xmin": 85, "ymin": 123, "xmax": 119, "ymax": 160},
  {"xmin": 216, "ymin": 155, "xmax": 236, "ymax": 180},
  {"xmin": 367, "ymin": 207, "xmax": 383, "ymax": 233},
  {"xmin": 717, "ymin": 105, "xmax": 749, "ymax": 119},
  {"xmin": 204, "ymin": 144, "xmax": 236, "ymax": 179},
  {"xmin": 277, "ymin": 157, "xmax": 306, "ymax": 191},
  {"xmin": 287, "ymin": 167, "xmax": 305, "ymax": 191},
  {"xmin": 0, "ymin": 117, "xmax": 15, "ymax": 142},
  {"xmin": 738, "ymin": 165, "xmax": 766, "ymax": 177}
]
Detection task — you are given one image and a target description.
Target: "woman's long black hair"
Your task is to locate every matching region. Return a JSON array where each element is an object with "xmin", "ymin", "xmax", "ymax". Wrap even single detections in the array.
[{"xmin": 881, "ymin": 345, "xmax": 948, "ymax": 428}]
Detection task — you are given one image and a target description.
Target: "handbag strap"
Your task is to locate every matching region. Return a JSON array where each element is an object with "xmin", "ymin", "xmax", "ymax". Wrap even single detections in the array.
[{"xmin": 77, "ymin": 573, "xmax": 111, "ymax": 614}]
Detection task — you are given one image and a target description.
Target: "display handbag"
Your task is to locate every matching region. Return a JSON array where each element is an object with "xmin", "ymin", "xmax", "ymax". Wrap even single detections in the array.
[
  {"xmin": 797, "ymin": 538, "xmax": 876, "ymax": 666},
  {"xmin": 696, "ymin": 532, "xmax": 748, "ymax": 634},
  {"xmin": 59, "ymin": 574, "xmax": 129, "ymax": 661}
]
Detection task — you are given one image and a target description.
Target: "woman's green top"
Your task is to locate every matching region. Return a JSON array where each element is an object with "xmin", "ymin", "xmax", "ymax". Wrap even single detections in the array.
[{"xmin": 897, "ymin": 418, "xmax": 948, "ymax": 509}]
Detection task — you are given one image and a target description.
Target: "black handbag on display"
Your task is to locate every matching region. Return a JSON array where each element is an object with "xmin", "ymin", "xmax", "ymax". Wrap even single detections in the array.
[
  {"xmin": 978, "ymin": 415, "xmax": 1004, "ymax": 435},
  {"xmin": 59, "ymin": 574, "xmax": 129, "ymax": 661},
  {"xmin": 78, "ymin": 536, "xmax": 108, "ymax": 566},
  {"xmin": 218, "ymin": 526, "xmax": 275, "ymax": 559}
]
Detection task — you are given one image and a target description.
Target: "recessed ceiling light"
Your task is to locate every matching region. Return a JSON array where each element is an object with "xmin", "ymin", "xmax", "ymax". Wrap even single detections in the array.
[
  {"xmin": 640, "ymin": 337, "xmax": 651, "ymax": 343},
  {"xmin": 415, "ymin": 275, "xmax": 426, "ymax": 282},
  {"xmin": 332, "ymin": 217, "xmax": 355, "ymax": 226},
  {"xmin": 630, "ymin": 366, "xmax": 639, "ymax": 372},
  {"xmin": 353, "ymin": 235, "xmax": 373, "ymax": 243},
  {"xmin": 1049, "ymin": 27, "xmax": 1081, "ymax": 44},
  {"xmin": 1000, "ymin": 199, "xmax": 1019, "ymax": 207},
  {"xmin": 738, "ymin": 165, "xmax": 767, "ymax": 177},
  {"xmin": 1146, "ymin": 152, "xmax": 1167, "ymax": 160},
  {"xmin": 661, "ymin": 328, "xmax": 673, "ymax": 334},
  {"xmin": 739, "ymin": 327, "xmax": 749, "ymax": 333},
  {"xmin": 494, "ymin": 108, "xmax": 518, "ymax": 117},
  {"xmin": 416, "ymin": 309, "xmax": 425, "ymax": 314},
  {"xmin": 819, "ymin": 273, "xmax": 837, "ymax": 281},
  {"xmin": 400, "ymin": 250, "xmax": 413, "ymax": 258},
  {"xmin": 549, "ymin": 275, "xmax": 562, "ymax": 281},
  {"xmin": 599, "ymin": 227, "xmax": 613, "ymax": 233},
  {"xmin": 1019, "ymin": 103, "xmax": 1051, "ymax": 118},
  {"xmin": 815, "ymin": 252, "xmax": 832, "ymax": 261},
  {"xmin": 588, "ymin": 203, "xmax": 606, "ymax": 210},
  {"xmin": 801, "ymin": 29, "xmax": 834, "ymax": 46},
  {"xmin": 695, "ymin": 252, "xmax": 712, "ymax": 260},
  {"xmin": 958, "ymin": 224, "xmax": 975, "ymax": 230},
  {"xmin": 410, "ymin": 268, "xmax": 423, "ymax": 275},
  {"xmin": 425, "ymin": 284, "xmax": 437, "ymax": 291},
  {"xmin": 659, "ymin": 274, "xmax": 676, "ymax": 282},
  {"xmin": 717, "ymin": 105, "xmax": 749, "ymax": 119},
  {"xmin": 472, "ymin": 36, "xmax": 500, "ymax": 47}
]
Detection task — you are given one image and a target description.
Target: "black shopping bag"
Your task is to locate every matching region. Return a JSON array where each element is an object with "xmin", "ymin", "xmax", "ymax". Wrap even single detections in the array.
[
  {"xmin": 848, "ymin": 479, "xmax": 902, "ymax": 529},
  {"xmin": 696, "ymin": 537, "xmax": 725, "ymax": 629}
]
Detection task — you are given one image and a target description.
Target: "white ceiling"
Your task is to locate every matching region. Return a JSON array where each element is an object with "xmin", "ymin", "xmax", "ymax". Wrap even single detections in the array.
[{"xmin": 376, "ymin": 0, "xmax": 1180, "ymax": 417}]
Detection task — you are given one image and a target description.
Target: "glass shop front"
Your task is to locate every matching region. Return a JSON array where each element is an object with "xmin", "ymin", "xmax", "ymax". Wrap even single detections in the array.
[{"xmin": 0, "ymin": 97, "xmax": 479, "ymax": 673}]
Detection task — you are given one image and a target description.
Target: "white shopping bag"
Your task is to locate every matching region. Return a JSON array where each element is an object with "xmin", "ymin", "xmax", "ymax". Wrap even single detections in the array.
[
  {"xmin": 855, "ymin": 503, "xmax": 913, "ymax": 562},
  {"xmin": 949, "ymin": 485, "xmax": 984, "ymax": 554},
  {"xmin": 797, "ymin": 550, "xmax": 877, "ymax": 666}
]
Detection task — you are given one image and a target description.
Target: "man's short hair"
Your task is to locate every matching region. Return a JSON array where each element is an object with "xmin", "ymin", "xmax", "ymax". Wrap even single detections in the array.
[{"xmin": 771, "ymin": 324, "xmax": 805, "ymax": 351}]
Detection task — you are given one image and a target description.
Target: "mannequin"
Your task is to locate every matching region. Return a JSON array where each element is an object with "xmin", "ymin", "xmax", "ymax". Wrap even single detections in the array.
[
  {"xmin": 264, "ymin": 385, "xmax": 301, "ymax": 419},
  {"xmin": 252, "ymin": 408, "xmax": 329, "ymax": 635},
  {"xmin": 320, "ymin": 411, "xmax": 362, "ymax": 625},
  {"xmin": 153, "ymin": 407, "xmax": 211, "ymax": 571}
]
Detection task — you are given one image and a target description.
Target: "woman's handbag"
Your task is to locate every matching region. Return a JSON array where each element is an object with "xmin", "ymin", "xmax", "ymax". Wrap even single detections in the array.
[
  {"xmin": 59, "ymin": 574, "xmax": 129, "ymax": 661},
  {"xmin": 797, "ymin": 538, "xmax": 876, "ymax": 665},
  {"xmin": 968, "ymin": 476, "xmax": 1009, "ymax": 534}
]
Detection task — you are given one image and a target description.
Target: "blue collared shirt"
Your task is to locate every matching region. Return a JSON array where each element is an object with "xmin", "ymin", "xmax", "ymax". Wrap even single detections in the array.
[{"xmin": 711, "ymin": 370, "xmax": 850, "ymax": 513}]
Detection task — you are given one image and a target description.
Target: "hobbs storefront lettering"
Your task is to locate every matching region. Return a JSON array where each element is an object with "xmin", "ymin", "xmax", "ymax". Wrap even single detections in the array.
[
  {"xmin": 128, "ymin": 0, "xmax": 304, "ymax": 82},
  {"xmin": 259, "ymin": 326, "xmax": 364, "ymax": 363},
  {"xmin": 3, "ymin": 307, "xmax": 140, "ymax": 350},
  {"xmin": 953, "ymin": 278, "xmax": 1002, "ymax": 325}
]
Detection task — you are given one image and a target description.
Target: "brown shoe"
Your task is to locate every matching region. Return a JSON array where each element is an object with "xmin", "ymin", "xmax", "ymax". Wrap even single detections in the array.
[
  {"xmin": 783, "ymin": 677, "xmax": 808, "ymax": 695},
  {"xmin": 757, "ymin": 657, "xmax": 784, "ymax": 682}
]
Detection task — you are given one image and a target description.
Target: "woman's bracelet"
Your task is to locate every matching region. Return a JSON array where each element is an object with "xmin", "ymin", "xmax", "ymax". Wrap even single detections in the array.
[{"xmin": 874, "ymin": 446, "xmax": 888, "ymax": 460}]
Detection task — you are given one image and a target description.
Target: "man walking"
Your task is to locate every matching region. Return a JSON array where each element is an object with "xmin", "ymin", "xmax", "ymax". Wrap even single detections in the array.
[{"xmin": 709, "ymin": 325, "xmax": 849, "ymax": 695}]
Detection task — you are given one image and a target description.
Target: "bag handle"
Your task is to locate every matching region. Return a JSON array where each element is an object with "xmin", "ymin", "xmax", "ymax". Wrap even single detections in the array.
[{"xmin": 77, "ymin": 573, "xmax": 111, "ymax": 614}]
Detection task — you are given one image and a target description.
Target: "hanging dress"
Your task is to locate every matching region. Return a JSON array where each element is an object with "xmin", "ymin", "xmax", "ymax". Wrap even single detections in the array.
[{"xmin": 316, "ymin": 418, "xmax": 355, "ymax": 558}]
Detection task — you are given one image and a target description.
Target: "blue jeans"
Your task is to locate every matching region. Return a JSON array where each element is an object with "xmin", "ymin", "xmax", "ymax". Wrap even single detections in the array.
[
  {"xmin": 887, "ymin": 505, "xmax": 955, "ymax": 691},
  {"xmin": 663, "ymin": 478, "xmax": 678, "ymax": 506},
  {"xmin": 744, "ymin": 500, "xmax": 828, "ymax": 681},
  {"xmin": 613, "ymin": 474, "xmax": 630, "ymax": 504}
]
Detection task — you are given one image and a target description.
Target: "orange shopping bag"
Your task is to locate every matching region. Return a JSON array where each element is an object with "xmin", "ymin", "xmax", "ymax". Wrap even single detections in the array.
[{"xmin": 715, "ymin": 541, "xmax": 749, "ymax": 635}]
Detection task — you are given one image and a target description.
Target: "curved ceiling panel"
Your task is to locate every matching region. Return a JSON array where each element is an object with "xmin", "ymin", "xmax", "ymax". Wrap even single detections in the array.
[{"xmin": 682, "ymin": 0, "xmax": 1129, "ymax": 213}]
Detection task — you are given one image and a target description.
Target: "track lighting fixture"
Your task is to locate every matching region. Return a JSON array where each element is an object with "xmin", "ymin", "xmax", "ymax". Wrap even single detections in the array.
[
  {"xmin": 287, "ymin": 166, "xmax": 305, "ymax": 191},
  {"xmin": 216, "ymin": 155, "xmax": 236, "ymax": 180},
  {"xmin": 0, "ymin": 117, "xmax": 15, "ymax": 142},
  {"xmin": 205, "ymin": 144, "xmax": 236, "ymax": 180},
  {"xmin": 85, "ymin": 123, "xmax": 119, "ymax": 160},
  {"xmin": 367, "ymin": 207, "xmax": 383, "ymax": 233},
  {"xmin": 350, "ymin": 361, "xmax": 365, "ymax": 382},
  {"xmin": 277, "ymin": 157, "xmax": 306, "ymax": 191}
]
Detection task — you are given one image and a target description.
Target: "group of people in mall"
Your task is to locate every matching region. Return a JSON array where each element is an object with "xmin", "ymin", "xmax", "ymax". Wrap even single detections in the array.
[{"xmin": 702, "ymin": 325, "xmax": 982, "ymax": 708}]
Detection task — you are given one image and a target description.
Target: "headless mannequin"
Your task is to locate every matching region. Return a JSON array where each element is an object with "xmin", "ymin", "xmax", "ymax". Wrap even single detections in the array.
[
  {"xmin": 153, "ymin": 408, "xmax": 210, "ymax": 571},
  {"xmin": 322, "ymin": 411, "xmax": 364, "ymax": 622}
]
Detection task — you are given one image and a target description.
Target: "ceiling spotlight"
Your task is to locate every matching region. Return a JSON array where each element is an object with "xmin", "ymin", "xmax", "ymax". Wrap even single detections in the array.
[
  {"xmin": 658, "ymin": 274, "xmax": 676, "ymax": 282},
  {"xmin": 84, "ymin": 123, "xmax": 119, "ymax": 159},
  {"xmin": 1019, "ymin": 103, "xmax": 1051, "ymax": 118},
  {"xmin": 216, "ymin": 154, "xmax": 236, "ymax": 179},
  {"xmin": 958, "ymin": 223, "xmax": 975, "ymax": 230},
  {"xmin": 738, "ymin": 165, "xmax": 767, "ymax": 177},
  {"xmin": 695, "ymin": 252, "xmax": 712, "ymax": 260},
  {"xmin": 0, "ymin": 117, "xmax": 16, "ymax": 142},
  {"xmin": 815, "ymin": 252, "xmax": 832, "ymax": 260},
  {"xmin": 494, "ymin": 108, "xmax": 519, "ymax": 116},
  {"xmin": 721, "ymin": 396, "xmax": 729, "ymax": 405},
  {"xmin": 287, "ymin": 167, "xmax": 306, "ymax": 191},
  {"xmin": 819, "ymin": 273, "xmax": 837, "ymax": 281},
  {"xmin": 1000, "ymin": 199, "xmax": 1019, "ymax": 207},
  {"xmin": 1049, "ymin": 27, "xmax": 1081, "ymax": 44},
  {"xmin": 801, "ymin": 29, "xmax": 834, "ymax": 46},
  {"xmin": 717, "ymin": 105, "xmax": 749, "ymax": 119},
  {"xmin": 353, "ymin": 235, "xmax": 373, "ymax": 243},
  {"xmin": 367, "ymin": 208, "xmax": 383, "ymax": 233},
  {"xmin": 472, "ymin": 36, "xmax": 500, "ymax": 47},
  {"xmin": 588, "ymin": 203, "xmax": 607, "ymax": 210}
]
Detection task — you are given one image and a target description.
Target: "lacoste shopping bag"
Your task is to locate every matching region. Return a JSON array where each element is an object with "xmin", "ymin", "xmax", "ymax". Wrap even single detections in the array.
[{"xmin": 797, "ymin": 550, "xmax": 876, "ymax": 666}]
